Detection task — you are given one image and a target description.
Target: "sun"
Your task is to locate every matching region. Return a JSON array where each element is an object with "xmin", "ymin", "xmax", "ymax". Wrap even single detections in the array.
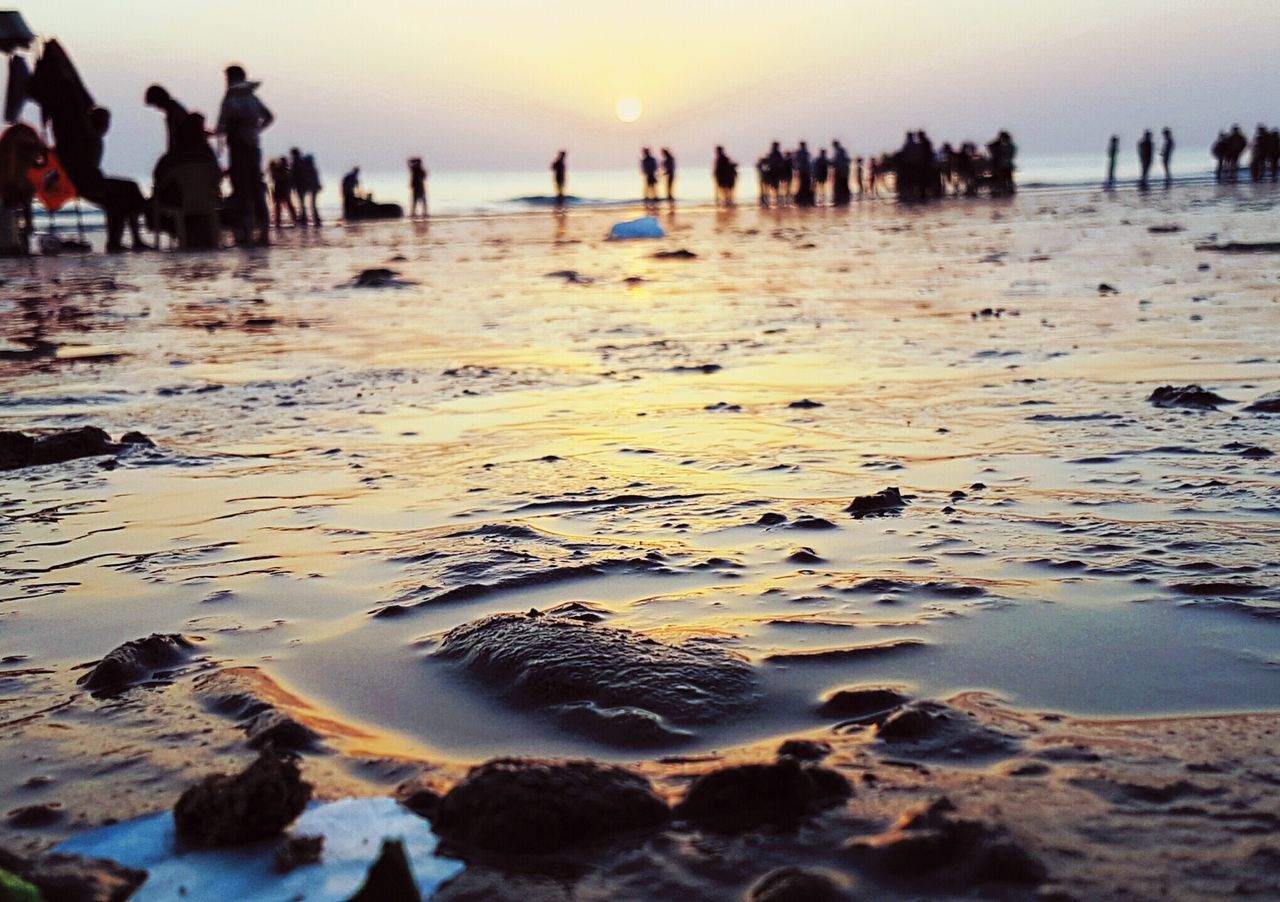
[{"xmin": 615, "ymin": 97, "xmax": 642, "ymax": 124}]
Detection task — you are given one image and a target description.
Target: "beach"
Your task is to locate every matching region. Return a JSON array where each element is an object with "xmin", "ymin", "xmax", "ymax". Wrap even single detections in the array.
[{"xmin": 3, "ymin": 184, "xmax": 1280, "ymax": 898}]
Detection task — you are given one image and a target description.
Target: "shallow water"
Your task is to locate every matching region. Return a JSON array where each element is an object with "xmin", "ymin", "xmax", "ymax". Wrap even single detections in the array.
[{"xmin": 4, "ymin": 184, "xmax": 1280, "ymax": 764}]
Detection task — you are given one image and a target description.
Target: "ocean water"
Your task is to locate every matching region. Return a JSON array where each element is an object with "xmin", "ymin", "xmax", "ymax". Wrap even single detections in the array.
[{"xmin": 39, "ymin": 153, "xmax": 1221, "ymax": 235}]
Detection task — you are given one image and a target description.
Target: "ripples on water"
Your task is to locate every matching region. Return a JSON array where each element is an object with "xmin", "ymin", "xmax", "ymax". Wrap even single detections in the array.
[{"xmin": 2, "ymin": 187, "xmax": 1280, "ymax": 761}]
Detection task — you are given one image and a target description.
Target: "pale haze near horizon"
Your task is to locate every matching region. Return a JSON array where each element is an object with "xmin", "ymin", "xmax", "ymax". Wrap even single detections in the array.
[{"xmin": 28, "ymin": 0, "xmax": 1280, "ymax": 179}]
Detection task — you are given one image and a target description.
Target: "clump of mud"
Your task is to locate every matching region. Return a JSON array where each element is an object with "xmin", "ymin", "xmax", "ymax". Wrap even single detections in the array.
[{"xmin": 173, "ymin": 748, "xmax": 312, "ymax": 848}]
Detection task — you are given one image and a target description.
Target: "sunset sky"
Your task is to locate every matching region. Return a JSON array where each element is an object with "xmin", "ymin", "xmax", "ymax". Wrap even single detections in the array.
[{"xmin": 30, "ymin": 0, "xmax": 1280, "ymax": 176}]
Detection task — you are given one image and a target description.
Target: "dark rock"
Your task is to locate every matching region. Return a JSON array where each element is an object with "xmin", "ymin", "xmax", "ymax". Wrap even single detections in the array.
[
  {"xmin": 273, "ymin": 834, "xmax": 323, "ymax": 874},
  {"xmin": 6, "ymin": 803, "xmax": 62, "ymax": 828},
  {"xmin": 817, "ymin": 686, "xmax": 911, "ymax": 721},
  {"xmin": 876, "ymin": 702, "xmax": 1020, "ymax": 760},
  {"xmin": 755, "ymin": 512, "xmax": 788, "ymax": 526},
  {"xmin": 435, "ymin": 611, "xmax": 758, "ymax": 738},
  {"xmin": 433, "ymin": 758, "xmax": 669, "ymax": 854},
  {"xmin": 670, "ymin": 363, "xmax": 721, "ymax": 374},
  {"xmin": 1097, "ymin": 283, "xmax": 1119, "ymax": 295},
  {"xmin": 244, "ymin": 709, "xmax": 322, "ymax": 752},
  {"xmin": 194, "ymin": 667, "xmax": 326, "ymax": 752},
  {"xmin": 1245, "ymin": 391, "xmax": 1280, "ymax": 414},
  {"xmin": 118, "ymin": 431, "xmax": 153, "ymax": 447},
  {"xmin": 173, "ymin": 748, "xmax": 312, "ymax": 848},
  {"xmin": 78, "ymin": 634, "xmax": 196, "ymax": 694},
  {"xmin": 23, "ymin": 852, "xmax": 147, "ymax": 902},
  {"xmin": 845, "ymin": 487, "xmax": 909, "ymax": 517},
  {"xmin": 787, "ymin": 546, "xmax": 824, "ymax": 565},
  {"xmin": 749, "ymin": 866, "xmax": 851, "ymax": 902},
  {"xmin": 396, "ymin": 778, "xmax": 442, "ymax": 820},
  {"xmin": 1147, "ymin": 224, "xmax": 1184, "ymax": 234},
  {"xmin": 653, "ymin": 248, "xmax": 697, "ymax": 260},
  {"xmin": 2, "ymin": 427, "xmax": 125, "ymax": 471},
  {"xmin": 776, "ymin": 739, "xmax": 832, "ymax": 761},
  {"xmin": 349, "ymin": 839, "xmax": 419, "ymax": 902},
  {"xmin": 1195, "ymin": 241, "xmax": 1280, "ymax": 253},
  {"xmin": 675, "ymin": 758, "xmax": 851, "ymax": 832},
  {"xmin": 846, "ymin": 797, "xmax": 1046, "ymax": 886},
  {"xmin": 354, "ymin": 268, "xmax": 401, "ymax": 288},
  {"xmin": 1240, "ymin": 446, "xmax": 1274, "ymax": 459},
  {"xmin": 1148, "ymin": 384, "xmax": 1233, "ymax": 410},
  {"xmin": 788, "ymin": 399, "xmax": 824, "ymax": 409},
  {"xmin": 1008, "ymin": 761, "xmax": 1051, "ymax": 777},
  {"xmin": 790, "ymin": 516, "xmax": 837, "ymax": 530},
  {"xmin": 545, "ymin": 269, "xmax": 593, "ymax": 284}
]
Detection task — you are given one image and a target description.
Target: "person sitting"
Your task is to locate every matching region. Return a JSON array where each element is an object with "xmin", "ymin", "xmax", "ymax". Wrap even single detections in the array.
[
  {"xmin": 342, "ymin": 166, "xmax": 402, "ymax": 220},
  {"xmin": 152, "ymin": 112, "xmax": 221, "ymax": 249},
  {"xmin": 85, "ymin": 107, "xmax": 150, "ymax": 252}
]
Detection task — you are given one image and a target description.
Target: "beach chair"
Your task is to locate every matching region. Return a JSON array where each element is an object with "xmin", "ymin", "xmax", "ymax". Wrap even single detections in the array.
[{"xmin": 154, "ymin": 162, "xmax": 221, "ymax": 250}]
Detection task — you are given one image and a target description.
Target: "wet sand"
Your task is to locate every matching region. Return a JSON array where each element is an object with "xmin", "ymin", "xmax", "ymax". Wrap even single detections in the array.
[{"xmin": 3, "ymin": 185, "xmax": 1280, "ymax": 897}]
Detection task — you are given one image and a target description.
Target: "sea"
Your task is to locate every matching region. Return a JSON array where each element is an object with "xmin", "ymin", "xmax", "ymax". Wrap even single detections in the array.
[{"xmin": 35, "ymin": 152, "xmax": 1220, "ymax": 237}]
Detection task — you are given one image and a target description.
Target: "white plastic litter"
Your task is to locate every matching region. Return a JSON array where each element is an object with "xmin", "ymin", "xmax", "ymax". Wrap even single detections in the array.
[
  {"xmin": 607, "ymin": 215, "xmax": 665, "ymax": 240},
  {"xmin": 54, "ymin": 797, "xmax": 464, "ymax": 901}
]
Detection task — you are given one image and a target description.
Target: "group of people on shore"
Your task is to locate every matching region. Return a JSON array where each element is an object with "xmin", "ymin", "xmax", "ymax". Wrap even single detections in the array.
[
  {"xmin": 1106, "ymin": 128, "xmax": 1175, "ymax": 190},
  {"xmin": 1212, "ymin": 125, "xmax": 1280, "ymax": 183}
]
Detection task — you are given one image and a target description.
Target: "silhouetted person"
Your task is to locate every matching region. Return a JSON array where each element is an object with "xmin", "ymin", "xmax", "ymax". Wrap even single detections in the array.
[
  {"xmin": 1160, "ymin": 128, "xmax": 1174, "ymax": 188},
  {"xmin": 86, "ymin": 107, "xmax": 150, "ymax": 252},
  {"xmin": 714, "ymin": 145, "xmax": 737, "ymax": 207},
  {"xmin": 640, "ymin": 147, "xmax": 658, "ymax": 205},
  {"xmin": 1211, "ymin": 131, "xmax": 1226, "ymax": 182},
  {"xmin": 216, "ymin": 64, "xmax": 273, "ymax": 246},
  {"xmin": 269, "ymin": 156, "xmax": 296, "ymax": 227},
  {"xmin": 1225, "ymin": 125, "xmax": 1246, "ymax": 181},
  {"xmin": 1267, "ymin": 128, "xmax": 1280, "ymax": 182},
  {"xmin": 144, "ymin": 84, "xmax": 187, "ymax": 156},
  {"xmin": 661, "ymin": 148, "xmax": 675, "ymax": 202},
  {"xmin": 1105, "ymin": 135, "xmax": 1119, "ymax": 190},
  {"xmin": 991, "ymin": 131, "xmax": 1017, "ymax": 196},
  {"xmin": 551, "ymin": 150, "xmax": 566, "ymax": 205},
  {"xmin": 290, "ymin": 148, "xmax": 321, "ymax": 226},
  {"xmin": 855, "ymin": 157, "xmax": 865, "ymax": 196},
  {"xmin": 1136, "ymin": 129, "xmax": 1154, "ymax": 190},
  {"xmin": 342, "ymin": 166, "xmax": 360, "ymax": 218},
  {"xmin": 812, "ymin": 147, "xmax": 830, "ymax": 204},
  {"xmin": 764, "ymin": 142, "xmax": 785, "ymax": 206},
  {"xmin": 831, "ymin": 140, "xmax": 851, "ymax": 206},
  {"xmin": 1250, "ymin": 125, "xmax": 1268, "ymax": 182},
  {"xmin": 793, "ymin": 141, "xmax": 813, "ymax": 206},
  {"xmin": 755, "ymin": 157, "xmax": 767, "ymax": 207},
  {"xmin": 409, "ymin": 157, "xmax": 428, "ymax": 217}
]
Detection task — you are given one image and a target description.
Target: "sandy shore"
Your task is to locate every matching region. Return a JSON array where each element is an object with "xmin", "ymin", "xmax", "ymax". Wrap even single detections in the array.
[{"xmin": 2, "ymin": 185, "xmax": 1280, "ymax": 897}]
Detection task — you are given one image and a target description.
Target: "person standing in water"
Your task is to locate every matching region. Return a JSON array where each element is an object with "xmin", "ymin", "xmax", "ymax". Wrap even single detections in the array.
[
  {"xmin": 216, "ymin": 64, "xmax": 274, "ymax": 246},
  {"xmin": 661, "ymin": 148, "xmax": 676, "ymax": 203},
  {"xmin": 1160, "ymin": 128, "xmax": 1174, "ymax": 188},
  {"xmin": 290, "ymin": 148, "xmax": 321, "ymax": 227},
  {"xmin": 1105, "ymin": 135, "xmax": 1119, "ymax": 190},
  {"xmin": 640, "ymin": 148, "xmax": 659, "ymax": 206},
  {"xmin": 551, "ymin": 150, "xmax": 567, "ymax": 206},
  {"xmin": 409, "ymin": 157, "xmax": 428, "ymax": 217},
  {"xmin": 1137, "ymin": 130, "xmax": 1154, "ymax": 191}
]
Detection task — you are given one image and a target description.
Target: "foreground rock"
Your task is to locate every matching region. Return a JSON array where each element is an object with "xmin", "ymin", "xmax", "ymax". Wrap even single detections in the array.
[
  {"xmin": 846, "ymin": 797, "xmax": 1046, "ymax": 887},
  {"xmin": 194, "ymin": 667, "xmax": 354, "ymax": 752},
  {"xmin": 844, "ymin": 487, "xmax": 910, "ymax": 517},
  {"xmin": 674, "ymin": 758, "xmax": 851, "ymax": 832},
  {"xmin": 0, "ymin": 848, "xmax": 147, "ymax": 902},
  {"xmin": 173, "ymin": 748, "xmax": 312, "ymax": 848},
  {"xmin": 432, "ymin": 758, "xmax": 669, "ymax": 854},
  {"xmin": 875, "ymin": 702, "xmax": 1020, "ymax": 760},
  {"xmin": 1147, "ymin": 384, "xmax": 1233, "ymax": 410},
  {"xmin": 77, "ymin": 634, "xmax": 197, "ymax": 694},
  {"xmin": 818, "ymin": 686, "xmax": 911, "ymax": 722},
  {"xmin": 0, "ymin": 427, "xmax": 153, "ymax": 471},
  {"xmin": 1245, "ymin": 391, "xmax": 1280, "ymax": 414},
  {"xmin": 434, "ymin": 610, "xmax": 758, "ymax": 744}
]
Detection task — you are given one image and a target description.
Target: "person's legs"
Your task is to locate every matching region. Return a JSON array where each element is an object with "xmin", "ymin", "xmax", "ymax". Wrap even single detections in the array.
[{"xmin": 310, "ymin": 193, "xmax": 322, "ymax": 226}]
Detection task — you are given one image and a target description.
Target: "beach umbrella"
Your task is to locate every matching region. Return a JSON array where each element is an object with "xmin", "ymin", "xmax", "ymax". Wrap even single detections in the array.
[{"xmin": 0, "ymin": 11, "xmax": 34, "ymax": 53}]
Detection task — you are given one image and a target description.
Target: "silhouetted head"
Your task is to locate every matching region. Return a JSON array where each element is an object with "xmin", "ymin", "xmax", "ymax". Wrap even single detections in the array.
[
  {"xmin": 290, "ymin": 147, "xmax": 301, "ymax": 157},
  {"xmin": 225, "ymin": 65, "xmax": 247, "ymax": 86},
  {"xmin": 715, "ymin": 145, "xmax": 723, "ymax": 154},
  {"xmin": 1162, "ymin": 127, "xmax": 1171, "ymax": 137},
  {"xmin": 145, "ymin": 84, "xmax": 170, "ymax": 107},
  {"xmin": 799, "ymin": 141, "xmax": 807, "ymax": 150},
  {"xmin": 771, "ymin": 141, "xmax": 780, "ymax": 151},
  {"xmin": 88, "ymin": 106, "xmax": 111, "ymax": 135}
]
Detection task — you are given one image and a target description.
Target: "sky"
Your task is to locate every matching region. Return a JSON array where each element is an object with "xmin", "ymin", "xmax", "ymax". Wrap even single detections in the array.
[{"xmin": 27, "ymin": 0, "xmax": 1280, "ymax": 177}]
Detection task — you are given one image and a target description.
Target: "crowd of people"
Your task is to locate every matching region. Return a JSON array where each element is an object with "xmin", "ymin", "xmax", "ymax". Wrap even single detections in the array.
[{"xmin": 1212, "ymin": 125, "xmax": 1280, "ymax": 183}]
